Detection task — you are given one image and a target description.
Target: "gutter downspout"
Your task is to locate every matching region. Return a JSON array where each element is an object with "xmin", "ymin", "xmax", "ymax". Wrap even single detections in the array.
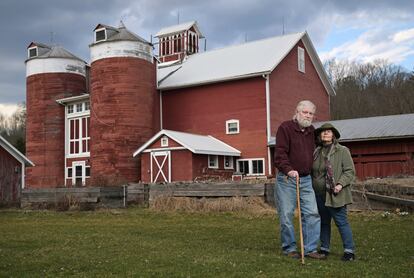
[
  {"xmin": 263, "ymin": 74, "xmax": 272, "ymax": 176},
  {"xmin": 160, "ymin": 90, "xmax": 163, "ymax": 129}
]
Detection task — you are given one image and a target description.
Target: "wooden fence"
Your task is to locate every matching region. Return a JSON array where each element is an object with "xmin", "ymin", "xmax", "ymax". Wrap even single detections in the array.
[{"xmin": 19, "ymin": 182, "xmax": 414, "ymax": 211}]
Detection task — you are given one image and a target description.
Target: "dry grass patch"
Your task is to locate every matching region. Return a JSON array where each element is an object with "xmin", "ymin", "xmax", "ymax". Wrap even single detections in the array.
[{"xmin": 150, "ymin": 196, "xmax": 275, "ymax": 216}]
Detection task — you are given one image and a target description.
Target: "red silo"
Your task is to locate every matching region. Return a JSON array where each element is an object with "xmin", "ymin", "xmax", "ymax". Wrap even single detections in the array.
[
  {"xmin": 89, "ymin": 23, "xmax": 159, "ymax": 184},
  {"xmin": 25, "ymin": 43, "xmax": 87, "ymax": 188}
]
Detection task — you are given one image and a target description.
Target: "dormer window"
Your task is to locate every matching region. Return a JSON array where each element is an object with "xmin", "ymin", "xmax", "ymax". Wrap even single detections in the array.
[
  {"xmin": 28, "ymin": 47, "xmax": 37, "ymax": 58},
  {"xmin": 95, "ymin": 28, "xmax": 106, "ymax": 42}
]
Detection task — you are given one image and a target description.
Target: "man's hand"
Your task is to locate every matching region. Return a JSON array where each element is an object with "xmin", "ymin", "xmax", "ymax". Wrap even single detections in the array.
[{"xmin": 287, "ymin": 170, "xmax": 299, "ymax": 178}]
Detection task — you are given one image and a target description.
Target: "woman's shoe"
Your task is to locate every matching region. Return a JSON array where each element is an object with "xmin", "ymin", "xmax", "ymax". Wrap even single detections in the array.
[{"xmin": 341, "ymin": 252, "xmax": 355, "ymax": 261}]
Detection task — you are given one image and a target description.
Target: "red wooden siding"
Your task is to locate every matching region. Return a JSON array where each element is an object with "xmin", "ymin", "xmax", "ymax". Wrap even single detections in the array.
[
  {"xmin": 343, "ymin": 139, "xmax": 414, "ymax": 180},
  {"xmin": 0, "ymin": 146, "xmax": 22, "ymax": 203},
  {"xmin": 269, "ymin": 40, "xmax": 330, "ymax": 138},
  {"xmin": 162, "ymin": 77, "xmax": 268, "ymax": 172}
]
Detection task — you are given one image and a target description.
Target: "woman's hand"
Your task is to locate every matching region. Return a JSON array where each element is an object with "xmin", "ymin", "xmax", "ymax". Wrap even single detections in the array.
[{"xmin": 334, "ymin": 184, "xmax": 343, "ymax": 194}]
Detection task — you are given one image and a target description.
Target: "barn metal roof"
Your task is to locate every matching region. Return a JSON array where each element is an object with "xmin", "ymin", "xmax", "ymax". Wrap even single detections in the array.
[
  {"xmin": 0, "ymin": 135, "xmax": 34, "ymax": 166},
  {"xmin": 314, "ymin": 113, "xmax": 414, "ymax": 142},
  {"xmin": 267, "ymin": 113, "xmax": 414, "ymax": 146},
  {"xmin": 157, "ymin": 31, "xmax": 334, "ymax": 96},
  {"xmin": 25, "ymin": 44, "xmax": 86, "ymax": 63},
  {"xmin": 155, "ymin": 21, "xmax": 204, "ymax": 38},
  {"xmin": 56, "ymin": 94, "xmax": 89, "ymax": 105},
  {"xmin": 133, "ymin": 129, "xmax": 241, "ymax": 157}
]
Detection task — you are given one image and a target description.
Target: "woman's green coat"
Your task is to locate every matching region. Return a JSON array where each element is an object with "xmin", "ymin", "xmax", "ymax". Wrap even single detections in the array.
[{"xmin": 313, "ymin": 143, "xmax": 356, "ymax": 208}]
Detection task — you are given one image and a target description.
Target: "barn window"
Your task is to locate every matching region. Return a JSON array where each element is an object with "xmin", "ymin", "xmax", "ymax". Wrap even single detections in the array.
[
  {"xmin": 76, "ymin": 103, "xmax": 83, "ymax": 112},
  {"xmin": 95, "ymin": 28, "xmax": 106, "ymax": 42},
  {"xmin": 208, "ymin": 155, "xmax": 218, "ymax": 169},
  {"xmin": 28, "ymin": 47, "xmax": 37, "ymax": 58},
  {"xmin": 69, "ymin": 116, "xmax": 90, "ymax": 155},
  {"xmin": 226, "ymin": 119, "xmax": 239, "ymax": 134},
  {"xmin": 161, "ymin": 136, "xmax": 168, "ymax": 147},
  {"xmin": 298, "ymin": 47, "xmax": 305, "ymax": 73},
  {"xmin": 67, "ymin": 167, "xmax": 72, "ymax": 178},
  {"xmin": 85, "ymin": 166, "xmax": 90, "ymax": 177},
  {"xmin": 237, "ymin": 158, "xmax": 265, "ymax": 175},
  {"xmin": 224, "ymin": 156, "xmax": 234, "ymax": 169},
  {"xmin": 67, "ymin": 105, "xmax": 74, "ymax": 114}
]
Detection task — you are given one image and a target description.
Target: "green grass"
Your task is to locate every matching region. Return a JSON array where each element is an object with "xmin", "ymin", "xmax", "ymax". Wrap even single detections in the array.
[{"xmin": 0, "ymin": 208, "xmax": 413, "ymax": 277}]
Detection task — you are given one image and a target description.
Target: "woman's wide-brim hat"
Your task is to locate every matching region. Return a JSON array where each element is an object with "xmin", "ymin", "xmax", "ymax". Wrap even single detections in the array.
[{"xmin": 315, "ymin": 123, "xmax": 341, "ymax": 139}]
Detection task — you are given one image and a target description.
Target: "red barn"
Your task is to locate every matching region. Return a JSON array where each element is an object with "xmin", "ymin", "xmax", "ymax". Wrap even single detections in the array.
[
  {"xmin": 134, "ymin": 130, "xmax": 240, "ymax": 182},
  {"xmin": 25, "ymin": 20, "xmax": 333, "ymax": 186},
  {"xmin": 0, "ymin": 135, "xmax": 34, "ymax": 204},
  {"xmin": 314, "ymin": 114, "xmax": 414, "ymax": 180}
]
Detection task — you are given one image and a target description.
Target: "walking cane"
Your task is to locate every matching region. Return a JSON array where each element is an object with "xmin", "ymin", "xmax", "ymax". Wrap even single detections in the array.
[{"xmin": 296, "ymin": 175, "xmax": 305, "ymax": 265}]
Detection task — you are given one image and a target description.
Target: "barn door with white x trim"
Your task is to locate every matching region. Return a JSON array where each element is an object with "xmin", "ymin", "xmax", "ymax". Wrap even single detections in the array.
[{"xmin": 150, "ymin": 151, "xmax": 171, "ymax": 183}]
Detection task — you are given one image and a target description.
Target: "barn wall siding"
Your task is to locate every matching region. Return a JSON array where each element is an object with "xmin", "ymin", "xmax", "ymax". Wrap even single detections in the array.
[
  {"xmin": 0, "ymin": 147, "xmax": 22, "ymax": 203},
  {"xmin": 162, "ymin": 77, "xmax": 269, "ymax": 171},
  {"xmin": 343, "ymin": 139, "xmax": 414, "ymax": 179},
  {"xmin": 269, "ymin": 40, "xmax": 330, "ymax": 138}
]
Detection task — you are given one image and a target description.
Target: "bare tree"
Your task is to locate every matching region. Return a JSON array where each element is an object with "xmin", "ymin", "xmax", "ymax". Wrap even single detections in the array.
[{"xmin": 325, "ymin": 59, "xmax": 414, "ymax": 120}]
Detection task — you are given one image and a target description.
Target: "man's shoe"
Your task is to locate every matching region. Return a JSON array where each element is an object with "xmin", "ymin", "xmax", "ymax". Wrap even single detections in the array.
[
  {"xmin": 286, "ymin": 251, "xmax": 300, "ymax": 259},
  {"xmin": 318, "ymin": 250, "xmax": 330, "ymax": 256},
  {"xmin": 341, "ymin": 252, "xmax": 355, "ymax": 261},
  {"xmin": 306, "ymin": 252, "xmax": 327, "ymax": 260}
]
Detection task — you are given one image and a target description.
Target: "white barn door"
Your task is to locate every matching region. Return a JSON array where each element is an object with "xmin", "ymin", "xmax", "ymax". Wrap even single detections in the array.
[{"xmin": 150, "ymin": 151, "xmax": 171, "ymax": 183}]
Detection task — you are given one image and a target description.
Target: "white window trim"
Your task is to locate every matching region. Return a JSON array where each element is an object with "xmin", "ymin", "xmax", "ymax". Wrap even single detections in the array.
[
  {"xmin": 224, "ymin": 156, "xmax": 234, "ymax": 169},
  {"xmin": 226, "ymin": 119, "xmax": 240, "ymax": 134},
  {"xmin": 67, "ymin": 116, "xmax": 90, "ymax": 157},
  {"xmin": 66, "ymin": 101, "xmax": 90, "ymax": 119},
  {"xmin": 236, "ymin": 158, "xmax": 265, "ymax": 176},
  {"xmin": 95, "ymin": 28, "xmax": 107, "ymax": 42},
  {"xmin": 72, "ymin": 161, "xmax": 86, "ymax": 186},
  {"xmin": 28, "ymin": 46, "xmax": 38, "ymax": 58},
  {"xmin": 298, "ymin": 47, "xmax": 305, "ymax": 73},
  {"xmin": 161, "ymin": 136, "xmax": 169, "ymax": 147},
  {"xmin": 208, "ymin": 155, "xmax": 219, "ymax": 169}
]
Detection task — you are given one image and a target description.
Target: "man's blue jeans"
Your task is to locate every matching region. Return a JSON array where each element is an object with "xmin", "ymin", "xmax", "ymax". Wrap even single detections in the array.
[
  {"xmin": 275, "ymin": 172, "xmax": 320, "ymax": 255},
  {"xmin": 315, "ymin": 194, "xmax": 355, "ymax": 254}
]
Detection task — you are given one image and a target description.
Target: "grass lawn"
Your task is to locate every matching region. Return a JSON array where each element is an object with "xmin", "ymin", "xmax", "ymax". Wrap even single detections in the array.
[{"xmin": 0, "ymin": 208, "xmax": 413, "ymax": 277}]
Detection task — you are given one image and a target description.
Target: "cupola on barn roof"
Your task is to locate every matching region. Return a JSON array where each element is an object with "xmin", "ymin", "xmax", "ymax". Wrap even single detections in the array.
[{"xmin": 155, "ymin": 20, "xmax": 204, "ymax": 38}]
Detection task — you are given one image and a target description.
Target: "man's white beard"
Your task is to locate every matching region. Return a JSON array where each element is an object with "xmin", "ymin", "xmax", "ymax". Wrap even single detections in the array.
[{"xmin": 297, "ymin": 118, "xmax": 312, "ymax": 128}]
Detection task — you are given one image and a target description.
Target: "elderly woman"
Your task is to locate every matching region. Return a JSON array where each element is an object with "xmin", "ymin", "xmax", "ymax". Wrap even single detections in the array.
[{"xmin": 312, "ymin": 123, "xmax": 356, "ymax": 261}]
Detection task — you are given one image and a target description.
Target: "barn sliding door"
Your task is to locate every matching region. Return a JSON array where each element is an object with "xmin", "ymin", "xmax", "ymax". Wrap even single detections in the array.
[{"xmin": 150, "ymin": 151, "xmax": 171, "ymax": 183}]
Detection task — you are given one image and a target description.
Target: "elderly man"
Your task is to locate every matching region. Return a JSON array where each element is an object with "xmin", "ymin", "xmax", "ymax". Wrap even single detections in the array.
[{"xmin": 274, "ymin": 100, "xmax": 325, "ymax": 259}]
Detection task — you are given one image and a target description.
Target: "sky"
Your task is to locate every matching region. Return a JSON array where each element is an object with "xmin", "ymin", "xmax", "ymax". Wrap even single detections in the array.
[{"xmin": 0, "ymin": 0, "xmax": 413, "ymax": 117}]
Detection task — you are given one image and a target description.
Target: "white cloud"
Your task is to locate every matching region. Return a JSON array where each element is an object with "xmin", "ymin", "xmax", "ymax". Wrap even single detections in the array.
[
  {"xmin": 393, "ymin": 28, "xmax": 414, "ymax": 43},
  {"xmin": 320, "ymin": 27, "xmax": 414, "ymax": 65}
]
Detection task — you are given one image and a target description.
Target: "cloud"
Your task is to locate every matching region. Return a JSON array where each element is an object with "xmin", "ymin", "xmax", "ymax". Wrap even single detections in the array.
[
  {"xmin": 320, "ymin": 27, "xmax": 414, "ymax": 65},
  {"xmin": 393, "ymin": 28, "xmax": 414, "ymax": 43},
  {"xmin": 0, "ymin": 0, "xmax": 414, "ymax": 106}
]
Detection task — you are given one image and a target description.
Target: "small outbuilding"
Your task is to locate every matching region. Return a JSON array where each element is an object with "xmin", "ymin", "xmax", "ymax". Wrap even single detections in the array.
[
  {"xmin": 314, "ymin": 113, "xmax": 414, "ymax": 180},
  {"xmin": 0, "ymin": 135, "xmax": 34, "ymax": 205},
  {"xmin": 133, "ymin": 130, "xmax": 241, "ymax": 182}
]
